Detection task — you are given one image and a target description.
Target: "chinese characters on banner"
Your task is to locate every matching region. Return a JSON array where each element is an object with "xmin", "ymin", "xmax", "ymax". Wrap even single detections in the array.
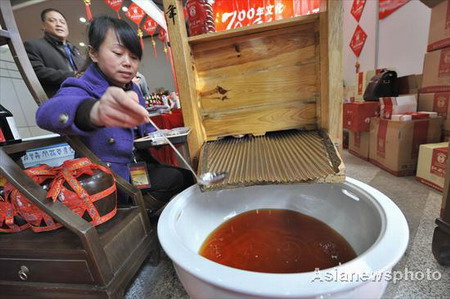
[
  {"xmin": 350, "ymin": 0, "xmax": 366, "ymax": 22},
  {"xmin": 350, "ymin": 24, "xmax": 367, "ymax": 58},
  {"xmin": 212, "ymin": 0, "xmax": 321, "ymax": 32},
  {"xmin": 379, "ymin": 0, "xmax": 409, "ymax": 20}
]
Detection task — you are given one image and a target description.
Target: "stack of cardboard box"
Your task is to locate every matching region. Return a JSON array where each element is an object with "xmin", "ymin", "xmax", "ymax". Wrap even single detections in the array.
[
  {"xmin": 415, "ymin": 0, "xmax": 450, "ymax": 191},
  {"xmin": 418, "ymin": 0, "xmax": 450, "ymax": 140}
]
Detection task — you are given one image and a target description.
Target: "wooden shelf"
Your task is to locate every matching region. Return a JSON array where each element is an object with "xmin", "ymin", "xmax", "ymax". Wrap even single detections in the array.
[{"xmin": 187, "ymin": 14, "xmax": 319, "ymax": 45}]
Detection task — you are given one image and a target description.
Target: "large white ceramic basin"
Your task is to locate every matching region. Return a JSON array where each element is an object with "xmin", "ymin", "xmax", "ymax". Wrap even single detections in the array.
[{"xmin": 158, "ymin": 178, "xmax": 409, "ymax": 298}]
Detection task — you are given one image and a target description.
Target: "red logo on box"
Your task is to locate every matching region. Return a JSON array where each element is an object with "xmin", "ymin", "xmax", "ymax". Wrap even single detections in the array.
[
  {"xmin": 433, "ymin": 93, "xmax": 450, "ymax": 118},
  {"xmin": 412, "ymin": 120, "xmax": 429, "ymax": 159},
  {"xmin": 377, "ymin": 119, "xmax": 388, "ymax": 158},
  {"xmin": 439, "ymin": 48, "xmax": 450, "ymax": 77},
  {"xmin": 431, "ymin": 147, "xmax": 448, "ymax": 177},
  {"xmin": 350, "ymin": 25, "xmax": 367, "ymax": 57}
]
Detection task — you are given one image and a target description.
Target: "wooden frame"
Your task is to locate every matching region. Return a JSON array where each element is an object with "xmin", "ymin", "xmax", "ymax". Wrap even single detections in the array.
[{"xmin": 163, "ymin": 0, "xmax": 343, "ymax": 166}]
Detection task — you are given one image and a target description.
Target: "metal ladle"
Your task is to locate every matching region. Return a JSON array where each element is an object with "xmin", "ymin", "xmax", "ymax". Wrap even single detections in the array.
[{"xmin": 146, "ymin": 117, "xmax": 227, "ymax": 186}]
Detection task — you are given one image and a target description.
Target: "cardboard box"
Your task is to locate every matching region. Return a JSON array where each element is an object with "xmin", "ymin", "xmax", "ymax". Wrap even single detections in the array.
[
  {"xmin": 380, "ymin": 95, "xmax": 417, "ymax": 119},
  {"xmin": 428, "ymin": 0, "xmax": 450, "ymax": 52},
  {"xmin": 369, "ymin": 117, "xmax": 443, "ymax": 176},
  {"xmin": 418, "ymin": 92, "xmax": 450, "ymax": 134},
  {"xmin": 416, "ymin": 142, "xmax": 448, "ymax": 192},
  {"xmin": 421, "ymin": 0, "xmax": 446, "ymax": 8},
  {"xmin": 343, "ymin": 102, "xmax": 380, "ymax": 131},
  {"xmin": 349, "ymin": 131, "xmax": 370, "ymax": 160},
  {"xmin": 397, "ymin": 74, "xmax": 421, "ymax": 95},
  {"xmin": 421, "ymin": 48, "xmax": 450, "ymax": 93}
]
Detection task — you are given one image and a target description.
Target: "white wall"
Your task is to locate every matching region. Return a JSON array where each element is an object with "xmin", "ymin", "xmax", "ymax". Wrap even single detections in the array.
[
  {"xmin": 139, "ymin": 36, "xmax": 176, "ymax": 93},
  {"xmin": 343, "ymin": 0, "xmax": 431, "ymax": 87},
  {"xmin": 0, "ymin": 45, "xmax": 50, "ymax": 138}
]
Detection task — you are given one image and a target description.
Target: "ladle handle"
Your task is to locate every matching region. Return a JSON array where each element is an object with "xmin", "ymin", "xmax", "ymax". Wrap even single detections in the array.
[{"xmin": 146, "ymin": 116, "xmax": 200, "ymax": 181}]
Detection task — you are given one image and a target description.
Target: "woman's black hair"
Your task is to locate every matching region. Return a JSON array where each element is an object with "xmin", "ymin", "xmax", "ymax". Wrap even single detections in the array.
[{"xmin": 80, "ymin": 15, "xmax": 142, "ymax": 72}]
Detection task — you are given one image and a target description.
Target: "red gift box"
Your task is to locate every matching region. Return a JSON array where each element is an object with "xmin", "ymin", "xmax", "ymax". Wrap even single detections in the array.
[{"xmin": 343, "ymin": 102, "xmax": 380, "ymax": 132}]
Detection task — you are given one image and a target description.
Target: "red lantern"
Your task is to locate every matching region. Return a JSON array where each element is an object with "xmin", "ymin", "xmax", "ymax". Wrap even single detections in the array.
[
  {"xmin": 142, "ymin": 16, "xmax": 159, "ymax": 57},
  {"xmin": 125, "ymin": 2, "xmax": 146, "ymax": 50},
  {"xmin": 104, "ymin": 0, "xmax": 124, "ymax": 19}
]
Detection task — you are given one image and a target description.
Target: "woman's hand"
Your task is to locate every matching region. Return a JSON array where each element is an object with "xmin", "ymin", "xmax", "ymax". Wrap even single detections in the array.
[{"xmin": 90, "ymin": 86, "xmax": 149, "ymax": 128}]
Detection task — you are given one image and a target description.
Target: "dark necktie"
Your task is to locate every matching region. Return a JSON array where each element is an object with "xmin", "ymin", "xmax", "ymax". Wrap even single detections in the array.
[{"xmin": 64, "ymin": 44, "xmax": 77, "ymax": 71}]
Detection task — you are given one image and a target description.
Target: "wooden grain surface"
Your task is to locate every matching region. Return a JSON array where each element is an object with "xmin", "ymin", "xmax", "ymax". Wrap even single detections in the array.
[{"xmin": 192, "ymin": 23, "xmax": 319, "ymax": 139}]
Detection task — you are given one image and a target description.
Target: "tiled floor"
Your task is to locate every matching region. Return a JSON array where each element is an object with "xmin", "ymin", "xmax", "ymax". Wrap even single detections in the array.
[{"xmin": 125, "ymin": 150, "xmax": 450, "ymax": 298}]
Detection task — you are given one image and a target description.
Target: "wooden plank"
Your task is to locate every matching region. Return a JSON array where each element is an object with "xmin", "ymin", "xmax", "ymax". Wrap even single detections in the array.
[
  {"xmin": 163, "ymin": 0, "xmax": 206, "ymax": 165},
  {"xmin": 198, "ymin": 62, "xmax": 318, "ymax": 113},
  {"xmin": 203, "ymin": 101, "xmax": 317, "ymax": 140},
  {"xmin": 188, "ymin": 14, "xmax": 319, "ymax": 45},
  {"xmin": 319, "ymin": 0, "xmax": 343, "ymax": 150},
  {"xmin": 192, "ymin": 21, "xmax": 319, "ymax": 138}
]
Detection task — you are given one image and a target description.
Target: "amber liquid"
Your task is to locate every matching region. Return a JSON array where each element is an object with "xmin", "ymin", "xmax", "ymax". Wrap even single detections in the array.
[{"xmin": 199, "ymin": 209, "xmax": 357, "ymax": 273}]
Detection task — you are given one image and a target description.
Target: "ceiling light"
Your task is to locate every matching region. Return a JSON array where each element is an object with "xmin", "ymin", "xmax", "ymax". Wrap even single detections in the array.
[
  {"xmin": 79, "ymin": 42, "xmax": 86, "ymax": 47},
  {"xmin": 79, "ymin": 17, "xmax": 87, "ymax": 23},
  {"xmin": 122, "ymin": 6, "xmax": 128, "ymax": 12}
]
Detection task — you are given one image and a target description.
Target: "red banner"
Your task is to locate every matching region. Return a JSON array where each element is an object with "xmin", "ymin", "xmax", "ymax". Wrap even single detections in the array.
[
  {"xmin": 213, "ymin": 0, "xmax": 320, "ymax": 31},
  {"xmin": 104, "ymin": 0, "xmax": 123, "ymax": 12},
  {"xmin": 379, "ymin": 0, "xmax": 409, "ymax": 20},
  {"xmin": 349, "ymin": 25, "xmax": 367, "ymax": 57},
  {"xmin": 125, "ymin": 2, "xmax": 146, "ymax": 25},
  {"xmin": 351, "ymin": 0, "xmax": 366, "ymax": 22}
]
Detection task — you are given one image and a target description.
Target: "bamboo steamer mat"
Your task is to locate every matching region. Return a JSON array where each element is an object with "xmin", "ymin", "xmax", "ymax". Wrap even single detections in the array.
[{"xmin": 198, "ymin": 130, "xmax": 345, "ymax": 191}]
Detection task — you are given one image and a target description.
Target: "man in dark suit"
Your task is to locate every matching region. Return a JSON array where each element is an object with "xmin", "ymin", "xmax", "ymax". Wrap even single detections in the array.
[{"xmin": 24, "ymin": 8, "xmax": 84, "ymax": 98}]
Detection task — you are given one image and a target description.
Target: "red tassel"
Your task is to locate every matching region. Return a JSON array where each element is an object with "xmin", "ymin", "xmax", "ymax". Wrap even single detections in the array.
[
  {"xmin": 84, "ymin": 3, "xmax": 92, "ymax": 21},
  {"xmin": 151, "ymin": 36, "xmax": 157, "ymax": 58},
  {"xmin": 168, "ymin": 46, "xmax": 179, "ymax": 94},
  {"xmin": 137, "ymin": 29, "xmax": 144, "ymax": 50},
  {"xmin": 164, "ymin": 44, "xmax": 169, "ymax": 61},
  {"xmin": 117, "ymin": 11, "xmax": 121, "ymax": 19}
]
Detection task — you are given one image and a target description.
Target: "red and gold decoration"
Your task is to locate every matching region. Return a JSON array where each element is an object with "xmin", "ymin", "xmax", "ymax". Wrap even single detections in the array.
[
  {"xmin": 350, "ymin": 0, "xmax": 367, "ymax": 22},
  {"xmin": 83, "ymin": 0, "xmax": 93, "ymax": 21},
  {"xmin": 349, "ymin": 0, "xmax": 368, "ymax": 73},
  {"xmin": 158, "ymin": 27, "xmax": 169, "ymax": 61},
  {"xmin": 350, "ymin": 24, "xmax": 367, "ymax": 58},
  {"xmin": 379, "ymin": 0, "xmax": 409, "ymax": 20},
  {"xmin": 142, "ymin": 16, "xmax": 159, "ymax": 57},
  {"xmin": 1, "ymin": 158, "xmax": 117, "ymax": 233},
  {"xmin": 104, "ymin": 0, "xmax": 124, "ymax": 19},
  {"xmin": 125, "ymin": 2, "xmax": 146, "ymax": 49}
]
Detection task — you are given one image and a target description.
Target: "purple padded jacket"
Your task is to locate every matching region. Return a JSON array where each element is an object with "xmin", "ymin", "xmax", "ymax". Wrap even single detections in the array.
[{"xmin": 36, "ymin": 64, "xmax": 155, "ymax": 181}]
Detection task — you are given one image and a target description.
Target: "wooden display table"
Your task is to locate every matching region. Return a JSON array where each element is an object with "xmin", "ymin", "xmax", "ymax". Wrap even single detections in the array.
[{"xmin": 0, "ymin": 136, "xmax": 158, "ymax": 298}]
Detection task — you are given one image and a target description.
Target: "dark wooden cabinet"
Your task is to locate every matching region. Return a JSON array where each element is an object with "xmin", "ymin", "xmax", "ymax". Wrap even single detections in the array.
[{"xmin": 0, "ymin": 136, "xmax": 158, "ymax": 298}]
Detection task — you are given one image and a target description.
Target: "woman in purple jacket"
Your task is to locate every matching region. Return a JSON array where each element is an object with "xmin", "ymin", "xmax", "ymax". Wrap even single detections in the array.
[{"xmin": 36, "ymin": 16, "xmax": 194, "ymax": 209}]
